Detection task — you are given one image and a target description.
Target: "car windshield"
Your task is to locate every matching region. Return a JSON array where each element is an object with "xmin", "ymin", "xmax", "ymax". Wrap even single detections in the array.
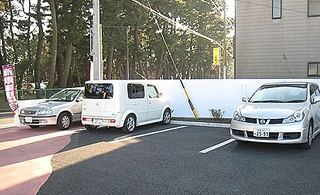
[
  {"xmin": 48, "ymin": 89, "xmax": 81, "ymax": 102},
  {"xmin": 249, "ymin": 84, "xmax": 307, "ymax": 103}
]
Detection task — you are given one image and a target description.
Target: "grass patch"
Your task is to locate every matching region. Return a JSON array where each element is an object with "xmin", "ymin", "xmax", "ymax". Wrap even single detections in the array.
[{"xmin": 172, "ymin": 117, "xmax": 231, "ymax": 124}]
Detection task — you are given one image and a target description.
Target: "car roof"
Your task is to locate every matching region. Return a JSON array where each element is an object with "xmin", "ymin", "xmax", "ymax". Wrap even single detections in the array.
[
  {"xmin": 84, "ymin": 80, "xmax": 157, "ymax": 85},
  {"xmin": 261, "ymin": 81, "xmax": 318, "ymax": 86}
]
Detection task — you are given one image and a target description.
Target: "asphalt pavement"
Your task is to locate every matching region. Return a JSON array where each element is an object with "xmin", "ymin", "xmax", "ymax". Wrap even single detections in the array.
[
  {"xmin": 2, "ymin": 115, "xmax": 320, "ymax": 195},
  {"xmin": 0, "ymin": 112, "xmax": 14, "ymax": 118}
]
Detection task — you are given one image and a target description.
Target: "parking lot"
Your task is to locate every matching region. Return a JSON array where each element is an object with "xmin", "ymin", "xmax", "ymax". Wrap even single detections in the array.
[{"xmin": 31, "ymin": 123, "xmax": 320, "ymax": 195}]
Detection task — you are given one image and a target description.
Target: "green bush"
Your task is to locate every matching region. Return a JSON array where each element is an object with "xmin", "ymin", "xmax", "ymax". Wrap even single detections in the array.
[{"xmin": 209, "ymin": 108, "xmax": 226, "ymax": 118}]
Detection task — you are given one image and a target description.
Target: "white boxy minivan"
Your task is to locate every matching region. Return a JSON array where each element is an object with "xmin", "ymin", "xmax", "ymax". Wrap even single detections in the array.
[{"xmin": 81, "ymin": 80, "xmax": 172, "ymax": 133}]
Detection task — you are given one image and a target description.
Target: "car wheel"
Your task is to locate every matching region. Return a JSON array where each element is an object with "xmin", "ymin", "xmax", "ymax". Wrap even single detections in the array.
[
  {"xmin": 29, "ymin": 125, "xmax": 40, "ymax": 128},
  {"xmin": 57, "ymin": 113, "xmax": 71, "ymax": 130},
  {"xmin": 301, "ymin": 122, "xmax": 313, "ymax": 149},
  {"xmin": 85, "ymin": 125, "xmax": 98, "ymax": 131},
  {"xmin": 162, "ymin": 108, "xmax": 171, "ymax": 124},
  {"xmin": 122, "ymin": 114, "xmax": 136, "ymax": 133}
]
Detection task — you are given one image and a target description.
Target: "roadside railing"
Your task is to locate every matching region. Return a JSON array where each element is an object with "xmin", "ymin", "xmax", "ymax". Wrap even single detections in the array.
[{"xmin": 0, "ymin": 88, "xmax": 62, "ymax": 112}]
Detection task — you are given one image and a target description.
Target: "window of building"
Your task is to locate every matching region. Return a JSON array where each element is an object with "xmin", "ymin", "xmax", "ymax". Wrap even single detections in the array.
[
  {"xmin": 308, "ymin": 62, "xmax": 320, "ymax": 77},
  {"xmin": 272, "ymin": 0, "xmax": 282, "ymax": 19},
  {"xmin": 308, "ymin": 0, "xmax": 320, "ymax": 17}
]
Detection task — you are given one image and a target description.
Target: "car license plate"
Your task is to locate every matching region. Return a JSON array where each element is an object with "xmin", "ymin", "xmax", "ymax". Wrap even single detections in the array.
[
  {"xmin": 25, "ymin": 117, "xmax": 32, "ymax": 123},
  {"xmin": 93, "ymin": 119, "xmax": 109, "ymax": 125},
  {"xmin": 93, "ymin": 119, "xmax": 103, "ymax": 125},
  {"xmin": 253, "ymin": 128, "xmax": 270, "ymax": 137}
]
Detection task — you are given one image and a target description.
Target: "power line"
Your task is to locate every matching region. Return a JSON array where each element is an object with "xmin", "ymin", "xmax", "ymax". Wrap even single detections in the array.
[{"xmin": 130, "ymin": 0, "xmax": 224, "ymax": 49}]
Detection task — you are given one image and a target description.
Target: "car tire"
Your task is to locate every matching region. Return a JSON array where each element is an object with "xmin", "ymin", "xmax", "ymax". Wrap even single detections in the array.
[
  {"xmin": 57, "ymin": 113, "xmax": 71, "ymax": 130},
  {"xmin": 236, "ymin": 140, "xmax": 246, "ymax": 145},
  {"xmin": 29, "ymin": 125, "xmax": 40, "ymax": 128},
  {"xmin": 122, "ymin": 114, "xmax": 136, "ymax": 133},
  {"xmin": 85, "ymin": 125, "xmax": 98, "ymax": 131},
  {"xmin": 301, "ymin": 122, "xmax": 313, "ymax": 149},
  {"xmin": 161, "ymin": 108, "xmax": 171, "ymax": 125}
]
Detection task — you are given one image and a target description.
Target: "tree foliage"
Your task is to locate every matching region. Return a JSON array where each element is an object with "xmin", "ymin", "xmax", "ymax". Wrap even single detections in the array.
[{"xmin": 0, "ymin": 0, "xmax": 234, "ymax": 90}]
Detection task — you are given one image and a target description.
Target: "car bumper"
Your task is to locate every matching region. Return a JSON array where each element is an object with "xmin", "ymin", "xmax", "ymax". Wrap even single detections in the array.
[
  {"xmin": 81, "ymin": 115, "xmax": 122, "ymax": 128},
  {"xmin": 230, "ymin": 120, "xmax": 309, "ymax": 144},
  {"xmin": 19, "ymin": 114, "xmax": 57, "ymax": 126}
]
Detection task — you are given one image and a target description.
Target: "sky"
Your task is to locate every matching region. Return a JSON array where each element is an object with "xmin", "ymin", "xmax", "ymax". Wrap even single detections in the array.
[{"xmin": 226, "ymin": 0, "xmax": 235, "ymax": 18}]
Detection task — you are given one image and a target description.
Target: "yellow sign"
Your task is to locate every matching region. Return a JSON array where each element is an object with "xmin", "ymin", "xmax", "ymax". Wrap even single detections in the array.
[{"xmin": 212, "ymin": 48, "xmax": 220, "ymax": 68}]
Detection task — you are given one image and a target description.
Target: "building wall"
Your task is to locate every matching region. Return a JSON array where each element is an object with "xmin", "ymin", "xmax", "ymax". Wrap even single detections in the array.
[{"xmin": 235, "ymin": 0, "xmax": 320, "ymax": 79}]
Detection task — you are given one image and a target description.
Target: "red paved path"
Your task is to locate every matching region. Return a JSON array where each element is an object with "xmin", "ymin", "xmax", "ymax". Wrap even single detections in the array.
[{"xmin": 0, "ymin": 118, "xmax": 76, "ymax": 195}]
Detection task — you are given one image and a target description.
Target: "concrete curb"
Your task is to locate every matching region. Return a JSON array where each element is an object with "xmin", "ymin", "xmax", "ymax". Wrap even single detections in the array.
[{"xmin": 171, "ymin": 120, "xmax": 231, "ymax": 128}]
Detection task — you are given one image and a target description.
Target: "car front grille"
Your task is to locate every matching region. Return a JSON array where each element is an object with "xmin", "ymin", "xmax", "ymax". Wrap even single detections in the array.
[{"xmin": 245, "ymin": 117, "xmax": 284, "ymax": 124}]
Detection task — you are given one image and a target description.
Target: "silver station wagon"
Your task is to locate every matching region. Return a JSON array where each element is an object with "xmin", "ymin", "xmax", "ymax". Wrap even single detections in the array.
[
  {"xmin": 230, "ymin": 82, "xmax": 320, "ymax": 149},
  {"xmin": 19, "ymin": 87, "xmax": 84, "ymax": 130}
]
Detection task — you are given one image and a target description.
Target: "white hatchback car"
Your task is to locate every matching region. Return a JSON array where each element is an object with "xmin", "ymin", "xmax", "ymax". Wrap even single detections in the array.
[
  {"xmin": 81, "ymin": 80, "xmax": 171, "ymax": 133},
  {"xmin": 230, "ymin": 82, "xmax": 320, "ymax": 149},
  {"xmin": 19, "ymin": 87, "xmax": 84, "ymax": 130}
]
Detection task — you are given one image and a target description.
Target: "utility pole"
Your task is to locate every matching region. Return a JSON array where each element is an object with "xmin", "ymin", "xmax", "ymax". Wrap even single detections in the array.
[
  {"xmin": 223, "ymin": 0, "xmax": 227, "ymax": 79},
  {"xmin": 92, "ymin": 0, "xmax": 102, "ymax": 80},
  {"xmin": 126, "ymin": 26, "xmax": 130, "ymax": 79}
]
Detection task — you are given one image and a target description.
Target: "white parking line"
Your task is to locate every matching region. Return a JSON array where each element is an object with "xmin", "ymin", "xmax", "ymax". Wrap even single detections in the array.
[
  {"xmin": 199, "ymin": 139, "xmax": 235, "ymax": 154},
  {"xmin": 107, "ymin": 126, "xmax": 187, "ymax": 144}
]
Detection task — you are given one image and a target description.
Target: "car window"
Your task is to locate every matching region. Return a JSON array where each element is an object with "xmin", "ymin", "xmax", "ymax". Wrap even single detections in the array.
[
  {"xmin": 147, "ymin": 85, "xmax": 159, "ymax": 98},
  {"xmin": 310, "ymin": 84, "xmax": 320, "ymax": 101},
  {"xmin": 78, "ymin": 91, "xmax": 84, "ymax": 99},
  {"xmin": 84, "ymin": 83, "xmax": 113, "ymax": 99},
  {"xmin": 127, "ymin": 84, "xmax": 145, "ymax": 99}
]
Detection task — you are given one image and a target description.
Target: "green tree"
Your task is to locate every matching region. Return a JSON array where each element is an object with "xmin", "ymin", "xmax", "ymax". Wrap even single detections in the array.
[
  {"xmin": 48, "ymin": 0, "xmax": 57, "ymax": 88},
  {"xmin": 1, "ymin": 0, "xmax": 234, "ymax": 92},
  {"xmin": 55, "ymin": 0, "xmax": 91, "ymax": 87}
]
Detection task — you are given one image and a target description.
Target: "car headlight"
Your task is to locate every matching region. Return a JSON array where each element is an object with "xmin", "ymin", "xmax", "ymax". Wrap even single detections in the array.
[
  {"xmin": 37, "ymin": 109, "xmax": 53, "ymax": 115},
  {"xmin": 233, "ymin": 110, "xmax": 245, "ymax": 122},
  {"xmin": 283, "ymin": 110, "xmax": 304, "ymax": 123},
  {"xmin": 20, "ymin": 109, "xmax": 25, "ymax": 114}
]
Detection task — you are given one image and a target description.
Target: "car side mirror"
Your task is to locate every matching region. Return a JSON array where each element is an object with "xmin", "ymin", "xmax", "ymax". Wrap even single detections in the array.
[
  {"xmin": 158, "ymin": 93, "xmax": 163, "ymax": 98},
  {"xmin": 242, "ymin": 97, "xmax": 249, "ymax": 102},
  {"xmin": 312, "ymin": 96, "xmax": 320, "ymax": 104},
  {"xmin": 77, "ymin": 97, "xmax": 84, "ymax": 102}
]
